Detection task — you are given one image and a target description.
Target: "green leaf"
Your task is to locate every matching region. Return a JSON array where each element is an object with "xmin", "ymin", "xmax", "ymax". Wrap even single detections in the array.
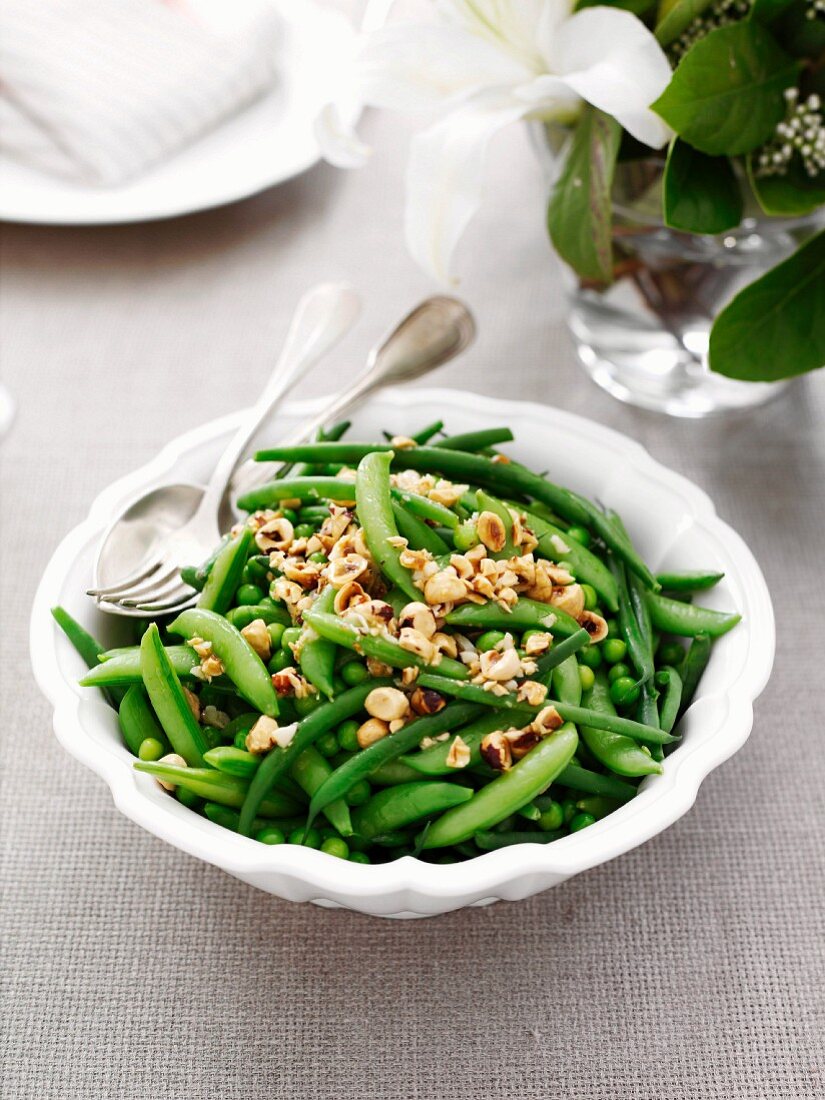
[
  {"xmin": 655, "ymin": 0, "xmax": 715, "ymax": 46},
  {"xmin": 663, "ymin": 139, "xmax": 744, "ymax": 233},
  {"xmin": 746, "ymin": 157, "xmax": 825, "ymax": 216},
  {"xmin": 547, "ymin": 107, "xmax": 621, "ymax": 284},
  {"xmin": 708, "ymin": 229, "xmax": 825, "ymax": 381},
  {"xmin": 652, "ymin": 22, "xmax": 801, "ymax": 155},
  {"xmin": 749, "ymin": 0, "xmax": 797, "ymax": 22},
  {"xmin": 577, "ymin": 0, "xmax": 656, "ymax": 15}
]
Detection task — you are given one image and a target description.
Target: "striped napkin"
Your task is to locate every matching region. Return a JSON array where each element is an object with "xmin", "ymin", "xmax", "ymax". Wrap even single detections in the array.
[{"xmin": 0, "ymin": 0, "xmax": 282, "ymax": 185}]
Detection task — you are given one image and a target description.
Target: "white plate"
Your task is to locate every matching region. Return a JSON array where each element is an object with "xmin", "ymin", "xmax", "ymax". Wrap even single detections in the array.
[
  {"xmin": 0, "ymin": 0, "xmax": 366, "ymax": 225},
  {"xmin": 30, "ymin": 390, "xmax": 775, "ymax": 918}
]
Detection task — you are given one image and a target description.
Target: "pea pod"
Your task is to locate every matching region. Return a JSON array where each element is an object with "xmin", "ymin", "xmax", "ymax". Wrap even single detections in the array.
[
  {"xmin": 575, "ymin": 795, "xmax": 622, "ymax": 819},
  {"xmin": 302, "ymin": 608, "xmax": 469, "ymax": 680},
  {"xmin": 656, "ymin": 570, "xmax": 724, "ymax": 592},
  {"xmin": 307, "ymin": 702, "xmax": 482, "ymax": 828},
  {"xmin": 81, "ymin": 645, "xmax": 201, "ymax": 687},
  {"xmin": 445, "ymin": 598, "xmax": 579, "ymax": 637},
  {"xmin": 552, "ymin": 655, "xmax": 582, "ymax": 706},
  {"xmin": 608, "ymin": 552, "xmax": 655, "ymax": 686},
  {"xmin": 52, "ymin": 605, "xmax": 121, "ymax": 707},
  {"xmin": 678, "ymin": 634, "xmax": 712, "ymax": 716},
  {"xmin": 579, "ymin": 674, "xmax": 662, "ymax": 778},
  {"xmin": 168, "ymin": 607, "xmax": 279, "ymax": 717},
  {"xmin": 421, "ymin": 723, "xmax": 579, "ymax": 849},
  {"xmin": 356, "ymin": 450, "xmax": 420, "ymax": 601},
  {"xmin": 553, "ymin": 764, "xmax": 638, "ymax": 801},
  {"xmin": 646, "ymin": 592, "xmax": 740, "ymax": 638},
  {"xmin": 391, "ymin": 500, "xmax": 450, "ymax": 555},
  {"xmin": 288, "ymin": 746, "xmax": 353, "ymax": 836},
  {"xmin": 474, "ymin": 829, "xmax": 565, "ymax": 850},
  {"xmin": 238, "ymin": 679, "xmax": 394, "ymax": 836},
  {"xmin": 518, "ymin": 509, "xmax": 618, "ymax": 612},
  {"xmin": 139, "ymin": 624, "xmax": 209, "ymax": 766},
  {"xmin": 352, "ymin": 781, "xmax": 473, "ymax": 840},
  {"xmin": 199, "ymin": 528, "xmax": 253, "ymax": 614},
  {"xmin": 202, "ymin": 802, "xmax": 303, "ymax": 836},
  {"xmin": 655, "ymin": 666, "xmax": 683, "ymax": 734},
  {"xmin": 298, "ymin": 587, "xmax": 338, "ymax": 699},
  {"xmin": 133, "ymin": 761, "xmax": 303, "ymax": 817},
  {"xmin": 118, "ymin": 684, "xmax": 167, "ymax": 757}
]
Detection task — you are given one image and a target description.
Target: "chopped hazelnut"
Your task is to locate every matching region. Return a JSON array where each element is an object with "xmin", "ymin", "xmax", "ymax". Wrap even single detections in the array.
[
  {"xmin": 477, "ymin": 511, "xmax": 507, "ymax": 553},
  {"xmin": 182, "ymin": 686, "xmax": 201, "ymax": 722},
  {"xmin": 357, "ymin": 717, "xmax": 390, "ymax": 749},
  {"xmin": 409, "ymin": 687, "xmax": 446, "ymax": 716},
  {"xmin": 517, "ymin": 680, "xmax": 548, "ymax": 707},
  {"xmin": 240, "ymin": 618, "xmax": 271, "ymax": 661},
  {"xmin": 578, "ymin": 610, "xmax": 609, "ymax": 643},
  {"xmin": 445, "ymin": 735, "xmax": 471, "ymax": 769},
  {"xmin": 245, "ymin": 715, "xmax": 281, "ymax": 754},
  {"xmin": 156, "ymin": 753, "xmax": 188, "ymax": 790},
  {"xmin": 398, "ymin": 601, "xmax": 437, "ymax": 640},
  {"xmin": 255, "ymin": 516, "xmax": 294, "ymax": 553},
  {"xmin": 550, "ymin": 582, "xmax": 585, "ymax": 619},
  {"xmin": 423, "ymin": 568, "xmax": 468, "ymax": 606},
  {"xmin": 364, "ymin": 686, "xmax": 410, "ymax": 722},
  {"xmin": 480, "ymin": 731, "xmax": 512, "ymax": 771},
  {"xmin": 327, "ymin": 553, "xmax": 369, "ymax": 588},
  {"xmin": 478, "ymin": 647, "xmax": 521, "ymax": 682},
  {"xmin": 397, "ymin": 627, "xmax": 437, "ymax": 664},
  {"xmin": 524, "ymin": 631, "xmax": 553, "ymax": 656},
  {"xmin": 531, "ymin": 705, "xmax": 564, "ymax": 735},
  {"xmin": 504, "ymin": 728, "xmax": 542, "ymax": 760}
]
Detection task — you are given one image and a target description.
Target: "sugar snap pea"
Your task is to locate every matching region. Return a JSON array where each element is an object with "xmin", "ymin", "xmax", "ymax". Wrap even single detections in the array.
[
  {"xmin": 51, "ymin": 605, "xmax": 121, "ymax": 707},
  {"xmin": 656, "ymin": 570, "xmax": 724, "ymax": 592},
  {"xmin": 133, "ymin": 761, "xmax": 303, "ymax": 817},
  {"xmin": 655, "ymin": 666, "xmax": 683, "ymax": 734},
  {"xmin": 356, "ymin": 450, "xmax": 420, "ymax": 602},
  {"xmin": 646, "ymin": 592, "xmax": 740, "ymax": 637},
  {"xmin": 391, "ymin": 500, "xmax": 450, "ymax": 555},
  {"xmin": 199, "ymin": 528, "xmax": 253, "ymax": 615},
  {"xmin": 579, "ymin": 673, "xmax": 662, "ymax": 778},
  {"xmin": 445, "ymin": 598, "xmax": 579, "ymax": 637},
  {"xmin": 678, "ymin": 634, "xmax": 712, "ymax": 716},
  {"xmin": 139, "ymin": 624, "xmax": 209, "ymax": 767},
  {"xmin": 81, "ymin": 645, "xmax": 202, "ymax": 687},
  {"xmin": 473, "ymin": 829, "xmax": 565, "ymax": 850},
  {"xmin": 202, "ymin": 802, "xmax": 303, "ymax": 836},
  {"xmin": 297, "ymin": 587, "xmax": 337, "ymax": 699},
  {"xmin": 118, "ymin": 684, "xmax": 167, "ymax": 757},
  {"xmin": 352, "ymin": 781, "xmax": 473, "ymax": 840}
]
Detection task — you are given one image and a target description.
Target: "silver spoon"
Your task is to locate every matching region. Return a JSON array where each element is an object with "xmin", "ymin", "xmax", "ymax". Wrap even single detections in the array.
[{"xmin": 93, "ymin": 294, "xmax": 475, "ymax": 617}]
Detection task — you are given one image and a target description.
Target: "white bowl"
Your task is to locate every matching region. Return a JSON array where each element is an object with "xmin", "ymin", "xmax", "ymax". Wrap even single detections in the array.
[{"xmin": 30, "ymin": 390, "xmax": 774, "ymax": 918}]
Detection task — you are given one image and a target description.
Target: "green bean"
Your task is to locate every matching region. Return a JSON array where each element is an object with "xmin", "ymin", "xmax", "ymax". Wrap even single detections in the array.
[
  {"xmin": 421, "ymin": 723, "xmax": 579, "ymax": 848},
  {"xmin": 579, "ymin": 673, "xmax": 662, "ymax": 778},
  {"xmin": 237, "ymin": 680, "xmax": 393, "ymax": 836},
  {"xmin": 369, "ymin": 759, "xmax": 424, "ymax": 785},
  {"xmin": 225, "ymin": 604, "xmax": 290, "ymax": 630},
  {"xmin": 518, "ymin": 510, "xmax": 618, "ymax": 611},
  {"xmin": 52, "ymin": 605, "xmax": 120, "ymax": 707},
  {"xmin": 356, "ymin": 450, "xmax": 420, "ymax": 601},
  {"xmin": 180, "ymin": 534, "xmax": 232, "ymax": 593},
  {"xmin": 139, "ymin": 624, "xmax": 209, "ymax": 766},
  {"xmin": 302, "ymin": 608, "xmax": 469, "ymax": 680},
  {"xmin": 307, "ymin": 702, "xmax": 482, "ymax": 828},
  {"xmin": 118, "ymin": 684, "xmax": 167, "ymax": 757},
  {"xmin": 412, "ymin": 420, "xmax": 444, "ymax": 445},
  {"xmin": 608, "ymin": 552, "xmax": 654, "ymax": 686},
  {"xmin": 389, "ymin": 489, "xmax": 459, "ymax": 530},
  {"xmin": 202, "ymin": 802, "xmax": 303, "ymax": 836},
  {"xmin": 353, "ymin": 781, "xmax": 473, "ymax": 840},
  {"xmin": 253, "ymin": 444, "xmax": 658, "ymax": 589},
  {"xmin": 553, "ymin": 764, "xmax": 638, "ymax": 801},
  {"xmin": 678, "ymin": 634, "xmax": 712, "ymax": 716},
  {"xmin": 656, "ymin": 570, "xmax": 724, "ymax": 592},
  {"xmin": 133, "ymin": 761, "xmax": 303, "ymax": 817},
  {"xmin": 200, "ymin": 746, "xmax": 305, "ymax": 799},
  {"xmin": 168, "ymin": 608, "xmax": 279, "ymax": 717},
  {"xmin": 81, "ymin": 645, "xmax": 201, "ymax": 686},
  {"xmin": 199, "ymin": 528, "xmax": 253, "ymax": 615},
  {"xmin": 575, "ymin": 795, "xmax": 622, "ymax": 819},
  {"xmin": 292, "ymin": 419, "xmax": 352, "ymax": 478},
  {"xmin": 432, "ymin": 427, "xmax": 514, "ymax": 452},
  {"xmin": 445, "ymin": 598, "xmax": 579, "ymax": 637},
  {"xmin": 655, "ymin": 666, "xmax": 683, "ymax": 734},
  {"xmin": 475, "ymin": 829, "xmax": 565, "ymax": 850},
  {"xmin": 297, "ymin": 587, "xmax": 337, "ymax": 699},
  {"xmin": 646, "ymin": 593, "xmax": 740, "ymax": 638},
  {"xmin": 391, "ymin": 500, "xmax": 450, "ymax": 555}
]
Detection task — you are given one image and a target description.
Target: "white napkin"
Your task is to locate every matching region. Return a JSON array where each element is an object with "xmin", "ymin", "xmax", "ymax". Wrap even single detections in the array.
[{"xmin": 0, "ymin": 0, "xmax": 282, "ymax": 185}]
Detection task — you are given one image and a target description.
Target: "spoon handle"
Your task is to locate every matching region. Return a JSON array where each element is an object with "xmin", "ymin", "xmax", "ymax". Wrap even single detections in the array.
[{"xmin": 201, "ymin": 283, "xmax": 361, "ymax": 512}]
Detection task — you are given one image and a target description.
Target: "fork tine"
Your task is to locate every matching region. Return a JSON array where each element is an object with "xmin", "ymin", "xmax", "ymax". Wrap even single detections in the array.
[
  {"xmin": 119, "ymin": 570, "xmax": 189, "ymax": 608},
  {"xmin": 106, "ymin": 560, "xmax": 180, "ymax": 606},
  {"xmin": 130, "ymin": 585, "xmax": 198, "ymax": 614},
  {"xmin": 87, "ymin": 556, "xmax": 163, "ymax": 599}
]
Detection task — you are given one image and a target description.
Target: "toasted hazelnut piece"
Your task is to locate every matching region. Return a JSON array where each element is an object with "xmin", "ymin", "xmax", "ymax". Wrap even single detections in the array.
[
  {"xmin": 491, "ymin": 454, "xmax": 511, "ymax": 465},
  {"xmin": 327, "ymin": 553, "xmax": 369, "ymax": 588},
  {"xmin": 397, "ymin": 627, "xmax": 437, "ymax": 664},
  {"xmin": 401, "ymin": 666, "xmax": 420, "ymax": 686},
  {"xmin": 188, "ymin": 636, "xmax": 212, "ymax": 659},
  {"xmin": 550, "ymin": 583, "xmax": 585, "ymax": 620},
  {"xmin": 479, "ymin": 647, "xmax": 522, "ymax": 682},
  {"xmin": 429, "ymin": 479, "xmax": 468, "ymax": 507},
  {"xmin": 517, "ymin": 680, "xmax": 548, "ymax": 707},
  {"xmin": 445, "ymin": 734, "xmax": 471, "ymax": 769},
  {"xmin": 365, "ymin": 686, "xmax": 409, "ymax": 722},
  {"xmin": 255, "ymin": 516, "xmax": 295, "ymax": 553},
  {"xmin": 182, "ymin": 686, "xmax": 201, "ymax": 722},
  {"xmin": 531, "ymin": 705, "xmax": 564, "ymax": 735},
  {"xmin": 240, "ymin": 618, "xmax": 271, "ymax": 661},
  {"xmin": 389, "ymin": 718, "xmax": 406, "ymax": 734},
  {"xmin": 480, "ymin": 731, "xmax": 512, "ymax": 771},
  {"xmin": 432, "ymin": 631, "xmax": 458, "ymax": 658},
  {"xmin": 156, "ymin": 753, "xmax": 188, "ymax": 790},
  {"xmin": 504, "ymin": 728, "xmax": 542, "ymax": 760},
  {"xmin": 199, "ymin": 654, "xmax": 225, "ymax": 681},
  {"xmin": 410, "ymin": 687, "xmax": 446, "ymax": 716},
  {"xmin": 202, "ymin": 705, "xmax": 230, "ymax": 730},
  {"xmin": 366, "ymin": 657, "xmax": 394, "ymax": 678},
  {"xmin": 423, "ymin": 569, "xmax": 468, "ymax": 606},
  {"xmin": 523, "ymin": 631, "xmax": 553, "ymax": 656},
  {"xmin": 390, "ymin": 435, "xmax": 417, "ymax": 449},
  {"xmin": 357, "ymin": 717, "xmax": 390, "ymax": 748},
  {"xmin": 477, "ymin": 511, "xmax": 507, "ymax": 553},
  {"xmin": 386, "ymin": 535, "xmax": 408, "ymax": 548},
  {"xmin": 398, "ymin": 601, "xmax": 437, "ymax": 640},
  {"xmin": 399, "ymin": 546, "xmax": 434, "ymax": 572},
  {"xmin": 509, "ymin": 510, "xmax": 525, "ymax": 548},
  {"xmin": 245, "ymin": 715, "xmax": 281, "ymax": 754},
  {"xmin": 333, "ymin": 580, "xmax": 368, "ymax": 615},
  {"xmin": 578, "ymin": 610, "xmax": 609, "ymax": 643}
]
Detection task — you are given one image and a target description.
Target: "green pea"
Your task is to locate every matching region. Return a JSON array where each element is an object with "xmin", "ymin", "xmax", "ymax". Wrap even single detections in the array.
[
  {"xmin": 233, "ymin": 729, "xmax": 249, "ymax": 750},
  {"xmin": 605, "ymin": 618, "xmax": 620, "ymax": 637},
  {"xmin": 578, "ymin": 665, "xmax": 595, "ymax": 692},
  {"xmin": 267, "ymin": 623, "xmax": 286, "ymax": 649},
  {"xmin": 176, "ymin": 787, "xmax": 201, "ymax": 809},
  {"xmin": 567, "ymin": 526, "xmax": 591, "ymax": 547},
  {"xmin": 346, "ymin": 779, "xmax": 371, "ymax": 807},
  {"xmin": 602, "ymin": 638, "xmax": 628, "ymax": 665},
  {"xmin": 281, "ymin": 508, "xmax": 298, "ymax": 525},
  {"xmin": 609, "ymin": 676, "xmax": 640, "ymax": 708},
  {"xmin": 476, "ymin": 630, "xmax": 505, "ymax": 652},
  {"xmin": 538, "ymin": 800, "xmax": 564, "ymax": 831},
  {"xmin": 453, "ymin": 520, "xmax": 479, "ymax": 552},
  {"xmin": 316, "ymin": 732, "xmax": 339, "ymax": 758},
  {"xmin": 578, "ymin": 645, "xmax": 602, "ymax": 669},
  {"xmin": 235, "ymin": 583, "xmax": 264, "ymax": 607},
  {"xmin": 295, "ymin": 694, "xmax": 322, "ymax": 718},
  {"xmin": 570, "ymin": 812, "xmax": 596, "ymax": 832},
  {"xmin": 321, "ymin": 837, "xmax": 350, "ymax": 859},
  {"xmin": 281, "ymin": 626, "xmax": 303, "ymax": 652},
  {"xmin": 658, "ymin": 641, "xmax": 686, "ymax": 666},
  {"xmin": 258, "ymin": 596, "xmax": 277, "ymax": 609},
  {"xmin": 581, "ymin": 583, "xmax": 598, "ymax": 611},
  {"xmin": 561, "ymin": 799, "xmax": 578, "ymax": 824},
  {"xmin": 608, "ymin": 661, "xmax": 631, "ymax": 683},
  {"xmin": 349, "ymin": 851, "xmax": 371, "ymax": 864},
  {"xmin": 256, "ymin": 827, "xmax": 285, "ymax": 845},
  {"xmin": 138, "ymin": 736, "xmax": 165, "ymax": 762},
  {"xmin": 293, "ymin": 524, "xmax": 315, "ymax": 539},
  {"xmin": 337, "ymin": 719, "xmax": 361, "ymax": 752},
  {"xmin": 289, "ymin": 827, "xmax": 321, "ymax": 848},
  {"xmin": 340, "ymin": 660, "xmax": 368, "ymax": 687},
  {"xmin": 268, "ymin": 649, "xmax": 292, "ymax": 674},
  {"xmin": 308, "ymin": 552, "xmax": 328, "ymax": 564}
]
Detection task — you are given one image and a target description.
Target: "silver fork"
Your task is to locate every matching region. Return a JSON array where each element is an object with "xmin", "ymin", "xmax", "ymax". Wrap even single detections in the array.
[{"xmin": 92, "ymin": 293, "xmax": 475, "ymax": 616}]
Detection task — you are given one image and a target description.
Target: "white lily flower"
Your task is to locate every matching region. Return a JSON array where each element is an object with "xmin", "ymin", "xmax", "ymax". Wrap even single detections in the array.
[{"xmin": 317, "ymin": 0, "xmax": 673, "ymax": 283}]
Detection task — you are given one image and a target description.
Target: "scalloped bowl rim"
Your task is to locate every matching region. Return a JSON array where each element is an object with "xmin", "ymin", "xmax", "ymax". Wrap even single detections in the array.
[{"xmin": 30, "ymin": 389, "xmax": 775, "ymax": 913}]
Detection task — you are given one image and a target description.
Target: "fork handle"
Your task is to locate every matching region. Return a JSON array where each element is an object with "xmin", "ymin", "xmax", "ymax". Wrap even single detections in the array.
[{"xmin": 200, "ymin": 283, "xmax": 361, "ymax": 514}]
